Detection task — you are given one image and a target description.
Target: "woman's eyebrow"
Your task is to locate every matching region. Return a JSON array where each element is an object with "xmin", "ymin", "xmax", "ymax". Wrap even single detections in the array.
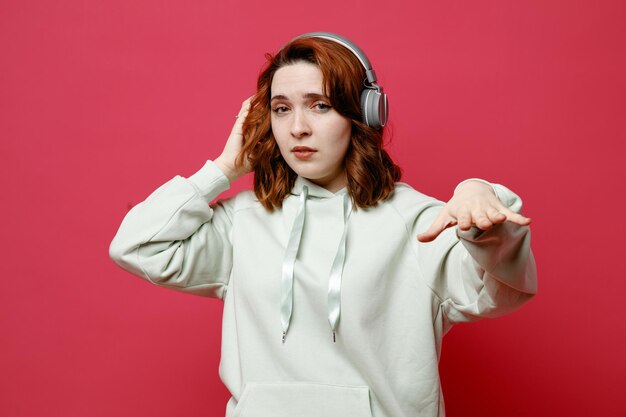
[
  {"xmin": 270, "ymin": 93, "xmax": 327, "ymax": 102},
  {"xmin": 302, "ymin": 93, "xmax": 326, "ymax": 100},
  {"xmin": 270, "ymin": 94, "xmax": 288, "ymax": 102}
]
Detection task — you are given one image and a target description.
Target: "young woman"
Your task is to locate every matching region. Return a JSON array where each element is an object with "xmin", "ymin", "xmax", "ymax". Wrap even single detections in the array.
[{"xmin": 110, "ymin": 33, "xmax": 537, "ymax": 417}]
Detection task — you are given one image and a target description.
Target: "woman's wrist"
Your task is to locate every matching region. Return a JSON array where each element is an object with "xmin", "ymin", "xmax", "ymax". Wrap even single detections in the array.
[
  {"xmin": 214, "ymin": 155, "xmax": 243, "ymax": 183},
  {"xmin": 454, "ymin": 178, "xmax": 496, "ymax": 197}
]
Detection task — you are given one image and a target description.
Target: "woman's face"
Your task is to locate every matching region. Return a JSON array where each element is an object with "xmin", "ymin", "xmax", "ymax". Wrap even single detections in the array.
[{"xmin": 270, "ymin": 62, "xmax": 352, "ymax": 193}]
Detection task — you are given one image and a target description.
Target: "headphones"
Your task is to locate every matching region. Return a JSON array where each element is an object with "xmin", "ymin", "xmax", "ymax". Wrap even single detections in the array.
[{"xmin": 289, "ymin": 32, "xmax": 388, "ymax": 129}]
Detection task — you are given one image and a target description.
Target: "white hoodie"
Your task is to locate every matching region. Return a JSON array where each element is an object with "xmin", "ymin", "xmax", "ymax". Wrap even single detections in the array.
[{"xmin": 109, "ymin": 160, "xmax": 537, "ymax": 417}]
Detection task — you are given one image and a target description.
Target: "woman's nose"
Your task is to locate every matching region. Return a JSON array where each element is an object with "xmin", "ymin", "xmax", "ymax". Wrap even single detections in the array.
[{"xmin": 290, "ymin": 110, "xmax": 311, "ymax": 138}]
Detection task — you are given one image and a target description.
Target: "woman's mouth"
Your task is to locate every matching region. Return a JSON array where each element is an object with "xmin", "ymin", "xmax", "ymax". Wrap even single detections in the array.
[{"xmin": 292, "ymin": 146, "xmax": 317, "ymax": 160}]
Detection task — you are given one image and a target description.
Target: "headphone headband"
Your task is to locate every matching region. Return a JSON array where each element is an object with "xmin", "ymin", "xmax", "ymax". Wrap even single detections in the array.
[{"xmin": 292, "ymin": 32, "xmax": 378, "ymax": 85}]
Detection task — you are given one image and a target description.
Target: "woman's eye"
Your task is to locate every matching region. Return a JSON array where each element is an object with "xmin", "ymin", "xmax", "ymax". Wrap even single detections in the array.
[
  {"xmin": 314, "ymin": 102, "xmax": 332, "ymax": 112},
  {"xmin": 272, "ymin": 106, "xmax": 289, "ymax": 114}
]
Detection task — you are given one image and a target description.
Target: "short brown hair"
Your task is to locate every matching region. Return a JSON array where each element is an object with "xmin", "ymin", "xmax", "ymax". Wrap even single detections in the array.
[{"xmin": 237, "ymin": 37, "xmax": 401, "ymax": 211}]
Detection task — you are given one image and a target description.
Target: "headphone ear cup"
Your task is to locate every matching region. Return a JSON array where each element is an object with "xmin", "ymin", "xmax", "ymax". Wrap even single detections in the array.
[{"xmin": 361, "ymin": 88, "xmax": 388, "ymax": 128}]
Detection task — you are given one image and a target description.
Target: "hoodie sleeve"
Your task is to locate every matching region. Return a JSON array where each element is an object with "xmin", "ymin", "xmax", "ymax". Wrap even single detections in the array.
[
  {"xmin": 109, "ymin": 160, "xmax": 234, "ymax": 299},
  {"xmin": 411, "ymin": 180, "xmax": 537, "ymax": 329}
]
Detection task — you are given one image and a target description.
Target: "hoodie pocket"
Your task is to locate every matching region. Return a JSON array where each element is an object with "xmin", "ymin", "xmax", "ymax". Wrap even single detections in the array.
[{"xmin": 232, "ymin": 382, "xmax": 373, "ymax": 417}]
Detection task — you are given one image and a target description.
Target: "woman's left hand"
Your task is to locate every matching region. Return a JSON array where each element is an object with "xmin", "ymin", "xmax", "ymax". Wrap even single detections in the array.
[{"xmin": 417, "ymin": 180, "xmax": 532, "ymax": 243}]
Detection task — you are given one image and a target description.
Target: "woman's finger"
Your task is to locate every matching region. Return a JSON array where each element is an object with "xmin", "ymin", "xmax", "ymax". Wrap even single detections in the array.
[
  {"xmin": 484, "ymin": 205, "xmax": 531, "ymax": 227},
  {"xmin": 500, "ymin": 207, "xmax": 532, "ymax": 226},
  {"xmin": 230, "ymin": 97, "xmax": 253, "ymax": 136},
  {"xmin": 486, "ymin": 208, "xmax": 507, "ymax": 224},
  {"xmin": 239, "ymin": 97, "xmax": 252, "ymax": 114},
  {"xmin": 417, "ymin": 211, "xmax": 456, "ymax": 243},
  {"xmin": 472, "ymin": 210, "xmax": 494, "ymax": 230},
  {"xmin": 456, "ymin": 206, "xmax": 473, "ymax": 231}
]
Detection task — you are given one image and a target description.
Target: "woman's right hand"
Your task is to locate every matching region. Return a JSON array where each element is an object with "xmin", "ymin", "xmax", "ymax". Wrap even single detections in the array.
[{"xmin": 215, "ymin": 97, "xmax": 253, "ymax": 183}]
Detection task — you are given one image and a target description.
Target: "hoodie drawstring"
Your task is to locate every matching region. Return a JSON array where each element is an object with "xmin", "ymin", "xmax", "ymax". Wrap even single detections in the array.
[
  {"xmin": 281, "ymin": 185, "xmax": 308, "ymax": 343},
  {"xmin": 280, "ymin": 186, "xmax": 352, "ymax": 344},
  {"xmin": 327, "ymin": 192, "xmax": 352, "ymax": 343}
]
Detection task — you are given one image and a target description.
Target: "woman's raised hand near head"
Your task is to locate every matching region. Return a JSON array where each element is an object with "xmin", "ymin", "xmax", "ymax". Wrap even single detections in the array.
[
  {"xmin": 416, "ymin": 180, "xmax": 532, "ymax": 243},
  {"xmin": 215, "ymin": 97, "xmax": 253, "ymax": 183}
]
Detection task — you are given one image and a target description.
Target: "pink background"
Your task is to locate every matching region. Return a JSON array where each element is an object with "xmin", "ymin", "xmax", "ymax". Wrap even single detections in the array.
[{"xmin": 2, "ymin": 0, "xmax": 625, "ymax": 416}]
